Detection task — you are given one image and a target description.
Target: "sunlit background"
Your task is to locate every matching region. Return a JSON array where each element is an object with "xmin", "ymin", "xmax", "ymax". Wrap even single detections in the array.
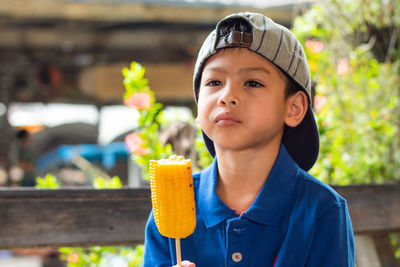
[
  {"xmin": 0, "ymin": 0, "xmax": 313, "ymax": 188},
  {"xmin": 0, "ymin": 1, "xmax": 316, "ymax": 265},
  {"xmin": 1, "ymin": 0, "xmax": 400, "ymax": 266}
]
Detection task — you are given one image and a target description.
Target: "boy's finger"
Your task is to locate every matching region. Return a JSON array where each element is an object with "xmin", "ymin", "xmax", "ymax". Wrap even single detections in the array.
[{"xmin": 181, "ymin": 260, "xmax": 196, "ymax": 267}]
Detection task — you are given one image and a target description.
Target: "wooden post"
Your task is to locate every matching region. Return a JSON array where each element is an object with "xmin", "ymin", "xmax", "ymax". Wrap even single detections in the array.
[
  {"xmin": 0, "ymin": 73, "xmax": 14, "ymax": 186},
  {"xmin": 355, "ymin": 234, "xmax": 382, "ymax": 267}
]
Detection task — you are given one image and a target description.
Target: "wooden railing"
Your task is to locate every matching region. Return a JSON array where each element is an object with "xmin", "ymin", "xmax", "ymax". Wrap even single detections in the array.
[{"xmin": 0, "ymin": 185, "xmax": 399, "ymax": 266}]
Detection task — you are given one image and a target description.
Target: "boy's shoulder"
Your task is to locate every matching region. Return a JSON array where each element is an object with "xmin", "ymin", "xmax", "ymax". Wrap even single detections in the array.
[
  {"xmin": 296, "ymin": 168, "xmax": 347, "ymax": 205},
  {"xmin": 191, "ymin": 162, "xmax": 347, "ymax": 214}
]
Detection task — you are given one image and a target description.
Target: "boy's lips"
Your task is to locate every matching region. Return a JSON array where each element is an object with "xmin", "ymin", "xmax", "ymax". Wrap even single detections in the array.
[{"xmin": 214, "ymin": 112, "xmax": 241, "ymax": 126}]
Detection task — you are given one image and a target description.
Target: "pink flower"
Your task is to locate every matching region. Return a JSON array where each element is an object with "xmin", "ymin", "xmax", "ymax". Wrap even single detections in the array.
[
  {"xmin": 314, "ymin": 94, "xmax": 327, "ymax": 113},
  {"xmin": 305, "ymin": 40, "xmax": 324, "ymax": 54},
  {"xmin": 125, "ymin": 133, "xmax": 149, "ymax": 155},
  {"xmin": 337, "ymin": 58, "xmax": 349, "ymax": 76},
  {"xmin": 124, "ymin": 92, "xmax": 152, "ymax": 110}
]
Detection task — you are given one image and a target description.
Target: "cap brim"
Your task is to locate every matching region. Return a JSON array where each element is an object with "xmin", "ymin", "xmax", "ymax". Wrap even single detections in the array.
[
  {"xmin": 202, "ymin": 130, "xmax": 216, "ymax": 157},
  {"xmin": 201, "ymin": 107, "xmax": 319, "ymax": 171}
]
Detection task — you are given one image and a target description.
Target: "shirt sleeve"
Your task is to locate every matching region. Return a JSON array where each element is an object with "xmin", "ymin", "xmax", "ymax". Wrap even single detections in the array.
[
  {"xmin": 306, "ymin": 200, "xmax": 355, "ymax": 267},
  {"xmin": 142, "ymin": 210, "xmax": 173, "ymax": 267}
]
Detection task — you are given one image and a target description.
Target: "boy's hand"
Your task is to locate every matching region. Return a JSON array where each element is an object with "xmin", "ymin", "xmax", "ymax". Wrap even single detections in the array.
[{"xmin": 174, "ymin": 260, "xmax": 196, "ymax": 267}]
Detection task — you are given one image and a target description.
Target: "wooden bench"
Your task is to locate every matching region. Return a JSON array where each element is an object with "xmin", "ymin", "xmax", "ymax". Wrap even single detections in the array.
[{"xmin": 0, "ymin": 185, "xmax": 399, "ymax": 266}]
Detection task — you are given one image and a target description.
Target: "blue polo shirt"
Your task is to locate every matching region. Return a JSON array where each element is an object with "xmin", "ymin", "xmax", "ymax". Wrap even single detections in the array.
[{"xmin": 143, "ymin": 145, "xmax": 355, "ymax": 266}]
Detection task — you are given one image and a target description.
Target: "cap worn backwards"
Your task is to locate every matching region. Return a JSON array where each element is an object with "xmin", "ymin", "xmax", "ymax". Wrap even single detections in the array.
[{"xmin": 193, "ymin": 12, "xmax": 319, "ymax": 171}]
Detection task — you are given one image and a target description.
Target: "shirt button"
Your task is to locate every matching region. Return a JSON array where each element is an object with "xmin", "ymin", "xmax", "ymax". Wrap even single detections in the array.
[{"xmin": 232, "ymin": 252, "xmax": 242, "ymax": 263}]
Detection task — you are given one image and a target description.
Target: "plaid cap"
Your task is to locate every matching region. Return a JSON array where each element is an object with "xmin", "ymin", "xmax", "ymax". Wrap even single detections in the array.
[{"xmin": 193, "ymin": 12, "xmax": 319, "ymax": 171}]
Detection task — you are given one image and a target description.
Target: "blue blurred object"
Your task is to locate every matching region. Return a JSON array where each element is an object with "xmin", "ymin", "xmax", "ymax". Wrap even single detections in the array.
[
  {"xmin": 0, "ymin": 250, "xmax": 12, "ymax": 259},
  {"xmin": 36, "ymin": 142, "xmax": 129, "ymax": 173}
]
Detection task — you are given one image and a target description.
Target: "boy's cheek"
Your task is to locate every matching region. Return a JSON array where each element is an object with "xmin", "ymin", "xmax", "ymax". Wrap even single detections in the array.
[
  {"xmin": 196, "ymin": 115, "xmax": 212, "ymax": 136},
  {"xmin": 196, "ymin": 115, "xmax": 206, "ymax": 129}
]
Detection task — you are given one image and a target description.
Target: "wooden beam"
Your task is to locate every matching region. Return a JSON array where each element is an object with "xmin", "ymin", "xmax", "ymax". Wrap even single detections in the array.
[
  {"xmin": 334, "ymin": 185, "xmax": 400, "ymax": 233},
  {"xmin": 0, "ymin": 185, "xmax": 399, "ymax": 249},
  {"xmin": 0, "ymin": 188, "xmax": 151, "ymax": 249},
  {"xmin": 78, "ymin": 62, "xmax": 196, "ymax": 103},
  {"xmin": 0, "ymin": 0, "xmax": 295, "ymax": 25},
  {"xmin": 0, "ymin": 28, "xmax": 208, "ymax": 51}
]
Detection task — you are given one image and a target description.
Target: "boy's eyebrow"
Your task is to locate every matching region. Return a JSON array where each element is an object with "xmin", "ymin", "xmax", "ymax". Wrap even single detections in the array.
[
  {"xmin": 203, "ymin": 67, "xmax": 271, "ymax": 75},
  {"xmin": 238, "ymin": 67, "xmax": 271, "ymax": 75},
  {"xmin": 203, "ymin": 67, "xmax": 228, "ymax": 74}
]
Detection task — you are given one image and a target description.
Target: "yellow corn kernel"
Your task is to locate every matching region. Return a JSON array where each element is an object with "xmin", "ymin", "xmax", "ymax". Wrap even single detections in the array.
[{"xmin": 149, "ymin": 155, "xmax": 196, "ymax": 239}]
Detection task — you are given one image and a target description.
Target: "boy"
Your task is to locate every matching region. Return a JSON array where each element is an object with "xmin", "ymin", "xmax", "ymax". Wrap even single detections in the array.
[{"xmin": 143, "ymin": 12, "xmax": 355, "ymax": 266}]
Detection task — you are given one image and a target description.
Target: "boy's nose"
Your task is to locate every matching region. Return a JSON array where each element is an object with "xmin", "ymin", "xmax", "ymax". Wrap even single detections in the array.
[
  {"xmin": 219, "ymin": 98, "xmax": 237, "ymax": 105},
  {"xmin": 217, "ymin": 86, "xmax": 239, "ymax": 106}
]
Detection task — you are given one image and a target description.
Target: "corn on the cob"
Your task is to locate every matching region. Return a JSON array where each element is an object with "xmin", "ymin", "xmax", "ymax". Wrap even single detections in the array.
[{"xmin": 149, "ymin": 155, "xmax": 196, "ymax": 239}]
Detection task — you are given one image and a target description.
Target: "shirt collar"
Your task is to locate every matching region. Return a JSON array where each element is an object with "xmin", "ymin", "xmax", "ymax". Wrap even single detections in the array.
[
  {"xmin": 198, "ymin": 144, "xmax": 299, "ymax": 228},
  {"xmin": 243, "ymin": 144, "xmax": 299, "ymax": 225}
]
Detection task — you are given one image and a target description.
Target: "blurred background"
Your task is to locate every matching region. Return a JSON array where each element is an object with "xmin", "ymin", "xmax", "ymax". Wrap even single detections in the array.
[
  {"xmin": 1, "ymin": 0, "xmax": 400, "ymax": 266},
  {"xmin": 0, "ymin": 0, "xmax": 313, "ymax": 189}
]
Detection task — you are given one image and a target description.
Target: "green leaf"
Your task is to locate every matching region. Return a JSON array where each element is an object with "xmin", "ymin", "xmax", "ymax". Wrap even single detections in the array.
[{"xmin": 35, "ymin": 174, "xmax": 60, "ymax": 189}]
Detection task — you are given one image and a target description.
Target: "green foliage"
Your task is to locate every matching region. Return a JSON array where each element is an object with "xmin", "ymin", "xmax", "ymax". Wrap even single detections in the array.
[
  {"xmin": 59, "ymin": 245, "xmax": 144, "ymax": 267},
  {"xmin": 36, "ymin": 175, "xmax": 123, "ymax": 190},
  {"xmin": 391, "ymin": 233, "xmax": 400, "ymax": 259},
  {"xmin": 294, "ymin": 2, "xmax": 400, "ymax": 256},
  {"xmin": 292, "ymin": 0, "xmax": 400, "ymax": 185},
  {"xmin": 35, "ymin": 174, "xmax": 60, "ymax": 189},
  {"xmin": 122, "ymin": 62, "xmax": 173, "ymax": 178},
  {"xmin": 93, "ymin": 176, "xmax": 123, "ymax": 189},
  {"xmin": 122, "ymin": 61, "xmax": 213, "ymax": 176}
]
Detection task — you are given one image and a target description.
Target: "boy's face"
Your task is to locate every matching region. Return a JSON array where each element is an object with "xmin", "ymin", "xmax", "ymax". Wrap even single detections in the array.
[{"xmin": 197, "ymin": 48, "xmax": 291, "ymax": 153}]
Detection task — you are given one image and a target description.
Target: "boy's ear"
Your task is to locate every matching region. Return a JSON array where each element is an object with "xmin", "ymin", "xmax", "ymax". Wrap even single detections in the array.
[{"xmin": 285, "ymin": 91, "xmax": 308, "ymax": 127}]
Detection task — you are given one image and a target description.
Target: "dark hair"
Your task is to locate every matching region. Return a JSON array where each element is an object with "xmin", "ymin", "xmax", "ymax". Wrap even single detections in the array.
[{"xmin": 283, "ymin": 74, "xmax": 304, "ymax": 99}]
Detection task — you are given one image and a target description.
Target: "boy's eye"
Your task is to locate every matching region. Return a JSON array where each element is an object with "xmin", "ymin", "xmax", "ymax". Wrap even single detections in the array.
[
  {"xmin": 206, "ymin": 80, "xmax": 222, "ymax": 87},
  {"xmin": 245, "ymin": 80, "xmax": 263, "ymax": 87}
]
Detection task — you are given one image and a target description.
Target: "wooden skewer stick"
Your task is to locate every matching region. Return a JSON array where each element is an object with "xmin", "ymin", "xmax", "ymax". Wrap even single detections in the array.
[{"xmin": 176, "ymin": 238, "xmax": 182, "ymax": 266}]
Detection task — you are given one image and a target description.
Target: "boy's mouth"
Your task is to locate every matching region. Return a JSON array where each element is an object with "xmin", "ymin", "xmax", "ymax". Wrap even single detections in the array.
[{"xmin": 215, "ymin": 112, "xmax": 241, "ymax": 126}]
